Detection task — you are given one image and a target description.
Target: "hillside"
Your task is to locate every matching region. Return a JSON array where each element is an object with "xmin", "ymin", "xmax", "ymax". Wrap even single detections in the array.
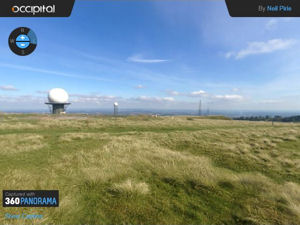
[{"xmin": 0, "ymin": 115, "xmax": 299, "ymax": 225}]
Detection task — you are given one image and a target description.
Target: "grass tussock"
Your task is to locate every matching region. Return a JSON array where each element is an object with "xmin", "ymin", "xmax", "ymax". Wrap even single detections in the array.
[
  {"xmin": 0, "ymin": 134, "xmax": 46, "ymax": 155},
  {"xmin": 111, "ymin": 179, "xmax": 150, "ymax": 195},
  {"xmin": 281, "ymin": 182, "xmax": 300, "ymax": 218}
]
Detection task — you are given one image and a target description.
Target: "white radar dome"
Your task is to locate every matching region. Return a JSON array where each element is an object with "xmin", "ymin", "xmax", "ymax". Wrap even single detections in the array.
[
  {"xmin": 48, "ymin": 88, "xmax": 69, "ymax": 104},
  {"xmin": 114, "ymin": 102, "xmax": 119, "ymax": 106}
]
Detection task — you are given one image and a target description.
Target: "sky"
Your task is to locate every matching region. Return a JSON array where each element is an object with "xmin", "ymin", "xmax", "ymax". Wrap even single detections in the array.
[{"xmin": 1, "ymin": 0, "xmax": 300, "ymax": 112}]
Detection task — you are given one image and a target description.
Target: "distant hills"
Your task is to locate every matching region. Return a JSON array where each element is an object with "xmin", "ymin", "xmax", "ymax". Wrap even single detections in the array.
[{"xmin": 235, "ymin": 115, "xmax": 300, "ymax": 123}]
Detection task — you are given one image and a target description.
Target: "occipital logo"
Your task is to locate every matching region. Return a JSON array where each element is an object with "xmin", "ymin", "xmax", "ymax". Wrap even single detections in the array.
[{"xmin": 11, "ymin": 5, "xmax": 56, "ymax": 15}]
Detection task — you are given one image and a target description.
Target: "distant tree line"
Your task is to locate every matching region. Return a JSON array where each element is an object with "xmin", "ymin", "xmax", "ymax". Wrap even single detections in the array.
[{"xmin": 234, "ymin": 115, "xmax": 300, "ymax": 123}]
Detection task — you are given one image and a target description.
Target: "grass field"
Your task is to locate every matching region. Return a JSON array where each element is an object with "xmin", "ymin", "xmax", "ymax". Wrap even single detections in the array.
[{"xmin": 0, "ymin": 114, "xmax": 299, "ymax": 225}]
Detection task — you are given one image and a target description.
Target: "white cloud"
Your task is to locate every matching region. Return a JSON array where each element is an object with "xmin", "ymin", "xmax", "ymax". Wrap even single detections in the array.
[
  {"xmin": 135, "ymin": 84, "xmax": 145, "ymax": 89},
  {"xmin": 265, "ymin": 18, "xmax": 293, "ymax": 30},
  {"xmin": 166, "ymin": 90, "xmax": 207, "ymax": 97},
  {"xmin": 70, "ymin": 94, "xmax": 117, "ymax": 104},
  {"xmin": 128, "ymin": 54, "xmax": 169, "ymax": 63},
  {"xmin": 0, "ymin": 85, "xmax": 18, "ymax": 91},
  {"xmin": 0, "ymin": 95, "xmax": 43, "ymax": 103},
  {"xmin": 259, "ymin": 99, "xmax": 283, "ymax": 104},
  {"xmin": 69, "ymin": 94, "xmax": 176, "ymax": 107},
  {"xmin": 225, "ymin": 52, "xmax": 234, "ymax": 59},
  {"xmin": 167, "ymin": 90, "xmax": 180, "ymax": 96},
  {"xmin": 163, "ymin": 97, "xmax": 175, "ymax": 101},
  {"xmin": 36, "ymin": 90, "xmax": 48, "ymax": 94},
  {"xmin": 136, "ymin": 96, "xmax": 174, "ymax": 102},
  {"xmin": 226, "ymin": 39, "xmax": 297, "ymax": 59},
  {"xmin": 190, "ymin": 90, "xmax": 206, "ymax": 96},
  {"xmin": 265, "ymin": 19, "xmax": 278, "ymax": 30},
  {"xmin": 214, "ymin": 94, "xmax": 244, "ymax": 101}
]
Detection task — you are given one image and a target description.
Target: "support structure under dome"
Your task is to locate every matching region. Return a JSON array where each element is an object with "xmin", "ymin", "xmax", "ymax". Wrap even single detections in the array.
[{"xmin": 45, "ymin": 102, "xmax": 71, "ymax": 114}]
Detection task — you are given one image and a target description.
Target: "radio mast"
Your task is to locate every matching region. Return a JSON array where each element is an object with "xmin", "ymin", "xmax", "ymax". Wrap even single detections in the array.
[{"xmin": 198, "ymin": 99, "xmax": 202, "ymax": 116}]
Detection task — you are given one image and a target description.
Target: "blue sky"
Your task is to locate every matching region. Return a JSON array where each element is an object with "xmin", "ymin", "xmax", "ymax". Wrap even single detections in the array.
[{"xmin": 1, "ymin": 1, "xmax": 300, "ymax": 111}]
